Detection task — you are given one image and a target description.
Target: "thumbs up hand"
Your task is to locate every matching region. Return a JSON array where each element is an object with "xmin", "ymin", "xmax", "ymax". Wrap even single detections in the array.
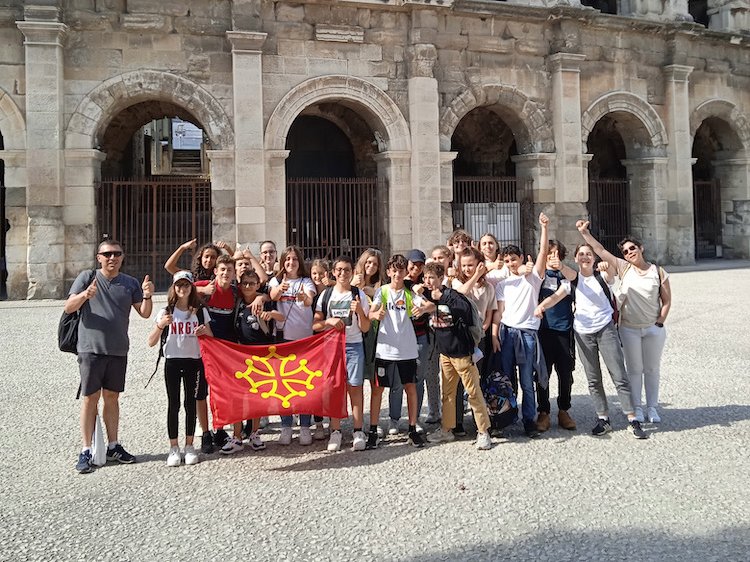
[
  {"xmin": 142, "ymin": 275, "xmax": 154, "ymax": 298},
  {"xmin": 85, "ymin": 277, "xmax": 98, "ymax": 300}
]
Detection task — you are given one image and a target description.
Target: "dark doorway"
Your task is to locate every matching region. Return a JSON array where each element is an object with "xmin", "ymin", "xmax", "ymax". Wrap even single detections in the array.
[{"xmin": 692, "ymin": 118, "xmax": 727, "ymax": 258}]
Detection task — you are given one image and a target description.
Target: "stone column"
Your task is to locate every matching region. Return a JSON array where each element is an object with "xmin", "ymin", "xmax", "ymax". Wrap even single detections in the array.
[
  {"xmin": 264, "ymin": 149, "xmax": 290, "ymax": 249},
  {"xmin": 712, "ymin": 154, "xmax": 750, "ymax": 258},
  {"xmin": 17, "ymin": 7, "xmax": 67, "ymax": 298},
  {"xmin": 663, "ymin": 64, "xmax": 695, "ymax": 265},
  {"xmin": 406, "ymin": 42, "xmax": 440, "ymax": 252},
  {"xmin": 227, "ymin": 31, "xmax": 267, "ymax": 245},
  {"xmin": 439, "ymin": 151, "xmax": 458, "ymax": 246},
  {"xmin": 709, "ymin": 1, "xmax": 750, "ymax": 33},
  {"xmin": 622, "ymin": 157, "xmax": 670, "ymax": 263},
  {"xmin": 511, "ymin": 153, "xmax": 562, "ymax": 251},
  {"xmin": 63, "ymin": 149, "xmax": 105, "ymax": 288},
  {"xmin": 0, "ymin": 149, "xmax": 27, "ymax": 299},
  {"xmin": 374, "ymin": 151, "xmax": 412, "ymax": 255},
  {"xmin": 206, "ymin": 150, "xmax": 237, "ymax": 245}
]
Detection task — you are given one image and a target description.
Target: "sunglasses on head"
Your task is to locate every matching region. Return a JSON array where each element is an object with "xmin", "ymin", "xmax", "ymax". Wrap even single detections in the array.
[
  {"xmin": 98, "ymin": 251, "xmax": 123, "ymax": 258},
  {"xmin": 621, "ymin": 245, "xmax": 638, "ymax": 256}
]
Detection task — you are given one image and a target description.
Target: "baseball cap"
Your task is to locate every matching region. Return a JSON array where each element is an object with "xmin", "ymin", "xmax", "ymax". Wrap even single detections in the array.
[
  {"xmin": 407, "ymin": 249, "xmax": 426, "ymax": 264},
  {"xmin": 172, "ymin": 270, "xmax": 194, "ymax": 284}
]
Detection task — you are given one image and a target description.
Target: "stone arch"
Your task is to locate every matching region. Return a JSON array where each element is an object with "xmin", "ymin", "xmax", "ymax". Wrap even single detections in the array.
[
  {"xmin": 264, "ymin": 75, "xmax": 411, "ymax": 153},
  {"xmin": 0, "ymin": 88, "xmax": 26, "ymax": 149},
  {"xmin": 690, "ymin": 99, "xmax": 750, "ymax": 151},
  {"xmin": 581, "ymin": 91, "xmax": 668, "ymax": 156},
  {"xmin": 439, "ymin": 84, "xmax": 554, "ymax": 153},
  {"xmin": 64, "ymin": 70, "xmax": 234, "ymax": 150}
]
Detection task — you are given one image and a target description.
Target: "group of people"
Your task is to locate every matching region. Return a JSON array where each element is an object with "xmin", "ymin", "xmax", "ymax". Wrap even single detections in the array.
[{"xmin": 67, "ymin": 214, "xmax": 671, "ymax": 473}]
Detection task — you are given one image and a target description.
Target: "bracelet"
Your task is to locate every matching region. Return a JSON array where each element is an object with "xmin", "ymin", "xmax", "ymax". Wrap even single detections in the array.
[
  {"xmin": 143, "ymin": 296, "xmax": 152, "ymax": 300},
  {"xmin": 655, "ymin": 322, "xmax": 664, "ymax": 327}
]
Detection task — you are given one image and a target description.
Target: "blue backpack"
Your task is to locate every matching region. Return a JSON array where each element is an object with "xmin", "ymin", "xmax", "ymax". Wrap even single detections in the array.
[{"xmin": 482, "ymin": 353, "xmax": 519, "ymax": 430}]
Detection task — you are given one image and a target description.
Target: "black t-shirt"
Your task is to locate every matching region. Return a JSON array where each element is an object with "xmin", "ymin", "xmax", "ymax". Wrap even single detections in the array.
[{"xmin": 235, "ymin": 300, "xmax": 277, "ymax": 345}]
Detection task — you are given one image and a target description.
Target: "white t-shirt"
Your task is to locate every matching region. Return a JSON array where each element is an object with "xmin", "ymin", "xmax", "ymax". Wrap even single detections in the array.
[
  {"xmin": 315, "ymin": 287, "xmax": 370, "ymax": 344},
  {"xmin": 496, "ymin": 270, "xmax": 544, "ymax": 330},
  {"xmin": 565, "ymin": 274, "xmax": 614, "ymax": 334},
  {"xmin": 157, "ymin": 307, "xmax": 211, "ymax": 359},
  {"xmin": 616, "ymin": 262, "xmax": 668, "ymax": 329},
  {"xmin": 372, "ymin": 285, "xmax": 420, "ymax": 360},
  {"xmin": 451, "ymin": 278, "xmax": 497, "ymax": 324},
  {"xmin": 268, "ymin": 276, "xmax": 316, "ymax": 341},
  {"xmin": 485, "ymin": 265, "xmax": 510, "ymax": 289}
]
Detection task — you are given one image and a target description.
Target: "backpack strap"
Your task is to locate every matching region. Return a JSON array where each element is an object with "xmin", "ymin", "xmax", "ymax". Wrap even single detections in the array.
[
  {"xmin": 145, "ymin": 305, "xmax": 173, "ymax": 389},
  {"xmin": 593, "ymin": 271, "xmax": 614, "ymax": 310},
  {"xmin": 320, "ymin": 286, "xmax": 334, "ymax": 318}
]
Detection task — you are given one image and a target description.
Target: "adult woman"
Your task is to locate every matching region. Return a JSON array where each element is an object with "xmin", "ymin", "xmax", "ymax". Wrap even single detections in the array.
[{"xmin": 576, "ymin": 220, "xmax": 671, "ymax": 423}]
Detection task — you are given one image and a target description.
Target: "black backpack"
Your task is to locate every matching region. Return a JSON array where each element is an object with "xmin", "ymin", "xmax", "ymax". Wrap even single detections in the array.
[{"xmin": 58, "ymin": 270, "xmax": 95, "ymax": 354}]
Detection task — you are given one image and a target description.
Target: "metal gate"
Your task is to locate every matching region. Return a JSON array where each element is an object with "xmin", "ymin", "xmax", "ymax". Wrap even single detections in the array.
[
  {"xmin": 452, "ymin": 176, "xmax": 534, "ymax": 251},
  {"xmin": 693, "ymin": 179, "xmax": 722, "ymax": 259},
  {"xmin": 588, "ymin": 179, "xmax": 630, "ymax": 255},
  {"xmin": 98, "ymin": 177, "xmax": 212, "ymax": 291},
  {"xmin": 286, "ymin": 177, "xmax": 380, "ymax": 260}
]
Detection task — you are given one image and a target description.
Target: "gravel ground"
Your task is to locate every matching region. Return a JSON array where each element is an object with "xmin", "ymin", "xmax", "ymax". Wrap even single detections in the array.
[{"xmin": 1, "ymin": 264, "xmax": 749, "ymax": 561}]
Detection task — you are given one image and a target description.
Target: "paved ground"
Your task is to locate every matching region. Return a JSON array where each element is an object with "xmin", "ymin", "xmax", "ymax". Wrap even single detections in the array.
[{"xmin": 1, "ymin": 264, "xmax": 749, "ymax": 561}]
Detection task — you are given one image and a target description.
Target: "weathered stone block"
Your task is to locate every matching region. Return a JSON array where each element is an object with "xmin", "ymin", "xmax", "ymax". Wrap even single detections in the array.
[
  {"xmin": 128, "ymin": 0, "xmax": 189, "ymax": 17},
  {"xmin": 120, "ymin": 13, "xmax": 171, "ymax": 32}
]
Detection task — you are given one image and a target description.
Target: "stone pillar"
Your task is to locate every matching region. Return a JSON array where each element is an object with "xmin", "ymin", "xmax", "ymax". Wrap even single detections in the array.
[
  {"xmin": 709, "ymin": 1, "xmax": 750, "ymax": 33},
  {"xmin": 17, "ymin": 7, "xmax": 67, "ymax": 298},
  {"xmin": 712, "ymin": 154, "xmax": 750, "ymax": 258},
  {"xmin": 63, "ymin": 149, "xmax": 105, "ymax": 289},
  {"xmin": 406, "ymin": 42, "xmax": 440, "ymax": 252},
  {"xmin": 227, "ymin": 31, "xmax": 267, "ymax": 245},
  {"xmin": 622, "ymin": 0, "xmax": 692, "ymax": 21},
  {"xmin": 511, "ymin": 153, "xmax": 562, "ymax": 251},
  {"xmin": 663, "ymin": 64, "xmax": 695, "ymax": 265},
  {"xmin": 439, "ymin": 151, "xmax": 458, "ymax": 246},
  {"xmin": 206, "ymin": 150, "xmax": 237, "ymax": 244},
  {"xmin": 264, "ymin": 149, "xmax": 290, "ymax": 249},
  {"xmin": 622, "ymin": 157, "xmax": 670, "ymax": 263},
  {"xmin": 374, "ymin": 151, "xmax": 412, "ymax": 255},
  {"xmin": 0, "ymin": 149, "xmax": 27, "ymax": 299}
]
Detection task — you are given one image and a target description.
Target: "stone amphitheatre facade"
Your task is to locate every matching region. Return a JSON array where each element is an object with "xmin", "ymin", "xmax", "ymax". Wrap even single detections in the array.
[{"xmin": 0, "ymin": 0, "xmax": 748, "ymax": 298}]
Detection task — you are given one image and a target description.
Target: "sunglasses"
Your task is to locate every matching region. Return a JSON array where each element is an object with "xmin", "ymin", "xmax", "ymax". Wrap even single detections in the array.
[
  {"xmin": 98, "ymin": 251, "xmax": 123, "ymax": 258},
  {"xmin": 240, "ymin": 281, "xmax": 258, "ymax": 288},
  {"xmin": 621, "ymin": 245, "xmax": 638, "ymax": 256}
]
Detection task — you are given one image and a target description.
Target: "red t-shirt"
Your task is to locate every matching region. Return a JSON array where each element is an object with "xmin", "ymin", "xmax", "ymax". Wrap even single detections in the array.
[{"xmin": 195, "ymin": 281, "xmax": 236, "ymax": 341}]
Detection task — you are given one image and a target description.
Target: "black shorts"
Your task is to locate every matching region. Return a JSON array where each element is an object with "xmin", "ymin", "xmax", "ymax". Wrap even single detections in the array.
[
  {"xmin": 78, "ymin": 353, "xmax": 127, "ymax": 396},
  {"xmin": 375, "ymin": 359, "xmax": 418, "ymax": 387},
  {"xmin": 165, "ymin": 358, "xmax": 208, "ymax": 401}
]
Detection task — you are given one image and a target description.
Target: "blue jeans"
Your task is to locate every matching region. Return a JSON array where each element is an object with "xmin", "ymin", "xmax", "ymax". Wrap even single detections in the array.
[
  {"xmin": 500, "ymin": 325, "xmax": 537, "ymax": 424},
  {"xmin": 281, "ymin": 414, "xmax": 312, "ymax": 428},
  {"xmin": 388, "ymin": 334, "xmax": 429, "ymax": 421},
  {"xmin": 345, "ymin": 342, "xmax": 365, "ymax": 387}
]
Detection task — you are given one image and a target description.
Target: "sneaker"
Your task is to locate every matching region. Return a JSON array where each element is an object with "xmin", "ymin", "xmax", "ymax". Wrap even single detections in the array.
[
  {"xmin": 166, "ymin": 446, "xmax": 182, "ymax": 467},
  {"xmin": 352, "ymin": 430, "xmax": 367, "ymax": 451},
  {"xmin": 453, "ymin": 424, "xmax": 467, "ymax": 437},
  {"xmin": 416, "ymin": 422, "xmax": 425, "ymax": 434},
  {"xmin": 365, "ymin": 431, "xmax": 379, "ymax": 449},
  {"xmin": 476, "ymin": 432, "xmax": 492, "ymax": 450},
  {"xmin": 220, "ymin": 437, "xmax": 244, "ymax": 455},
  {"xmin": 327, "ymin": 430, "xmax": 342, "ymax": 452},
  {"xmin": 184, "ymin": 445, "xmax": 199, "ymax": 465},
  {"xmin": 408, "ymin": 430, "xmax": 425, "ymax": 448},
  {"xmin": 630, "ymin": 419, "xmax": 649, "ymax": 439},
  {"xmin": 647, "ymin": 407, "xmax": 661, "ymax": 423},
  {"xmin": 376, "ymin": 425, "xmax": 384, "ymax": 439},
  {"xmin": 76, "ymin": 450, "xmax": 95, "ymax": 474},
  {"xmin": 313, "ymin": 423, "xmax": 328, "ymax": 441},
  {"xmin": 591, "ymin": 418, "xmax": 612, "ymax": 436},
  {"xmin": 259, "ymin": 416, "xmax": 269, "ymax": 429},
  {"xmin": 388, "ymin": 419, "xmax": 400, "ymax": 436},
  {"xmin": 425, "ymin": 414, "xmax": 441, "ymax": 425},
  {"xmin": 634, "ymin": 407, "xmax": 645, "ymax": 423},
  {"xmin": 201, "ymin": 431, "xmax": 215, "ymax": 454},
  {"xmin": 278, "ymin": 427, "xmax": 293, "ymax": 446},
  {"xmin": 106, "ymin": 444, "xmax": 137, "ymax": 464},
  {"xmin": 524, "ymin": 422, "xmax": 541, "ymax": 439},
  {"xmin": 427, "ymin": 428, "xmax": 456, "ymax": 444},
  {"xmin": 299, "ymin": 426, "xmax": 313, "ymax": 446},
  {"xmin": 249, "ymin": 431, "xmax": 266, "ymax": 451},
  {"xmin": 213, "ymin": 429, "xmax": 230, "ymax": 448},
  {"xmin": 558, "ymin": 410, "xmax": 577, "ymax": 430},
  {"xmin": 536, "ymin": 412, "xmax": 551, "ymax": 432}
]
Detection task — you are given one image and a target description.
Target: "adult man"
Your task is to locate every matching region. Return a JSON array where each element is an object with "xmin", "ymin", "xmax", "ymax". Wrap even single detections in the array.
[{"xmin": 65, "ymin": 239, "xmax": 154, "ymax": 473}]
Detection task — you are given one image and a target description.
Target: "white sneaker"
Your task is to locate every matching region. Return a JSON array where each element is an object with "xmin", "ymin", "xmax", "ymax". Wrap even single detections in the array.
[
  {"xmin": 476, "ymin": 432, "xmax": 492, "ymax": 450},
  {"xmin": 249, "ymin": 431, "xmax": 266, "ymax": 451},
  {"xmin": 220, "ymin": 437, "xmax": 243, "ymax": 455},
  {"xmin": 299, "ymin": 426, "xmax": 313, "ymax": 446},
  {"xmin": 647, "ymin": 407, "xmax": 661, "ymax": 423},
  {"xmin": 183, "ymin": 445, "xmax": 199, "ymax": 465},
  {"xmin": 278, "ymin": 426, "xmax": 293, "ymax": 445},
  {"xmin": 259, "ymin": 416, "xmax": 269, "ymax": 429},
  {"xmin": 166, "ymin": 446, "xmax": 181, "ymax": 467},
  {"xmin": 388, "ymin": 419, "xmax": 400, "ymax": 436},
  {"xmin": 327, "ymin": 430, "xmax": 342, "ymax": 452},
  {"xmin": 416, "ymin": 422, "xmax": 425, "ymax": 434},
  {"xmin": 634, "ymin": 407, "xmax": 645, "ymax": 423},
  {"xmin": 352, "ymin": 430, "xmax": 366, "ymax": 451},
  {"xmin": 376, "ymin": 425, "xmax": 384, "ymax": 439},
  {"xmin": 427, "ymin": 428, "xmax": 456, "ymax": 444},
  {"xmin": 313, "ymin": 423, "xmax": 328, "ymax": 441}
]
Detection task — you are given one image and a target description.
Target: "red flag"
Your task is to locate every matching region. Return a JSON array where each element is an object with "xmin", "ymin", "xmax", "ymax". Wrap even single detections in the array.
[{"xmin": 199, "ymin": 330, "xmax": 348, "ymax": 427}]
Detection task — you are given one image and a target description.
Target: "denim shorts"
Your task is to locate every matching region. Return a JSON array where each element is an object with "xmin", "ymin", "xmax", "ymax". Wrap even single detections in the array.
[{"xmin": 345, "ymin": 342, "xmax": 366, "ymax": 387}]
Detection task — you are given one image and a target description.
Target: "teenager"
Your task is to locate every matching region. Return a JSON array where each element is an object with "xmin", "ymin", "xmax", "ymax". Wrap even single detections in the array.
[
  {"xmin": 447, "ymin": 229, "xmax": 472, "ymax": 279},
  {"xmin": 310, "ymin": 258, "xmax": 333, "ymax": 440},
  {"xmin": 478, "ymin": 233, "xmax": 509, "ymax": 288},
  {"xmin": 313, "ymin": 255, "xmax": 371, "ymax": 451},
  {"xmin": 421, "ymin": 262, "xmax": 492, "ymax": 450},
  {"xmin": 164, "ymin": 239, "xmax": 221, "ymax": 281},
  {"xmin": 148, "ymin": 271, "xmax": 213, "ymax": 466},
  {"xmin": 366, "ymin": 254, "xmax": 426, "ymax": 449},
  {"xmin": 268, "ymin": 246, "xmax": 317, "ymax": 445}
]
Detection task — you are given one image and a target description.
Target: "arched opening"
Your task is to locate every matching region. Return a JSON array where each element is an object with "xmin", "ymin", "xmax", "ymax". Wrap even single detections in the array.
[
  {"xmin": 98, "ymin": 101, "xmax": 212, "ymax": 290},
  {"xmin": 587, "ymin": 114, "xmax": 630, "ymax": 254},
  {"xmin": 692, "ymin": 117, "xmax": 743, "ymax": 259},
  {"xmin": 285, "ymin": 107, "xmax": 380, "ymax": 260},
  {"xmin": 0, "ymin": 130, "xmax": 6, "ymax": 300},
  {"xmin": 450, "ymin": 106, "xmax": 531, "ymax": 248}
]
